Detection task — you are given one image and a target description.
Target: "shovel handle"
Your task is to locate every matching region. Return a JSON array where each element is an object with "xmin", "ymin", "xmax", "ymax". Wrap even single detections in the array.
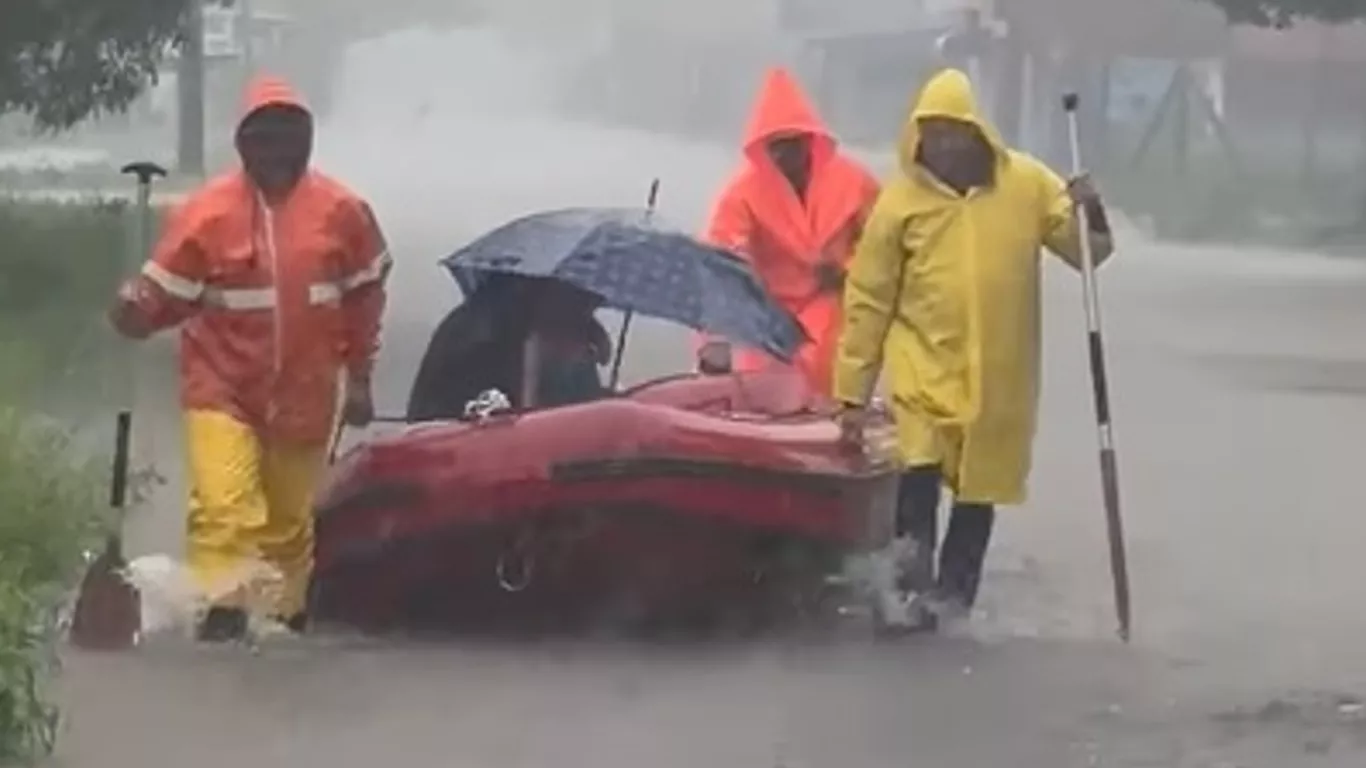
[
  {"xmin": 119, "ymin": 161, "xmax": 168, "ymax": 184},
  {"xmin": 111, "ymin": 410, "xmax": 132, "ymax": 509}
]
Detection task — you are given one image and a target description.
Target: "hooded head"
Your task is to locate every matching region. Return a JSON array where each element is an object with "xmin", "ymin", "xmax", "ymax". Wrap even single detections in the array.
[
  {"xmin": 898, "ymin": 69, "xmax": 1004, "ymax": 190},
  {"xmin": 469, "ymin": 275, "xmax": 600, "ymax": 322},
  {"xmin": 740, "ymin": 68, "xmax": 833, "ymax": 195},
  {"xmin": 235, "ymin": 75, "xmax": 313, "ymax": 199}
]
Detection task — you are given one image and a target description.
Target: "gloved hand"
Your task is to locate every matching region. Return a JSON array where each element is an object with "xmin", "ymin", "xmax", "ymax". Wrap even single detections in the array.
[
  {"xmin": 835, "ymin": 402, "xmax": 870, "ymax": 452},
  {"xmin": 697, "ymin": 340, "xmax": 733, "ymax": 375},
  {"xmin": 108, "ymin": 279, "xmax": 154, "ymax": 339},
  {"xmin": 342, "ymin": 375, "xmax": 375, "ymax": 427},
  {"xmin": 1067, "ymin": 172, "xmax": 1110, "ymax": 233}
]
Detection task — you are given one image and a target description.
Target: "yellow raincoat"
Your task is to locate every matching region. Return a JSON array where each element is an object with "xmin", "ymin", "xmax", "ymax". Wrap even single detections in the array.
[{"xmin": 833, "ymin": 69, "xmax": 1113, "ymax": 505}]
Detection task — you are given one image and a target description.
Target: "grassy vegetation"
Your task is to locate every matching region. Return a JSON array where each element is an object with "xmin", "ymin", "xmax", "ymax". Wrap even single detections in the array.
[
  {"xmin": 1103, "ymin": 156, "xmax": 1366, "ymax": 248},
  {"xmin": 0, "ymin": 164, "xmax": 200, "ymax": 199},
  {"xmin": 0, "ymin": 198, "xmax": 152, "ymax": 412},
  {"xmin": 1096, "ymin": 118, "xmax": 1366, "ymax": 249},
  {"xmin": 0, "ymin": 199, "xmax": 139, "ymax": 764},
  {"xmin": 0, "ymin": 401, "xmax": 108, "ymax": 765}
]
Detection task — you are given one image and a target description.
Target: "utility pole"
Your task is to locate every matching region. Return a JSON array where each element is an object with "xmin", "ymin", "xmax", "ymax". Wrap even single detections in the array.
[
  {"xmin": 177, "ymin": 0, "xmax": 206, "ymax": 177},
  {"xmin": 990, "ymin": 0, "xmax": 1025, "ymax": 147},
  {"xmin": 239, "ymin": 0, "xmax": 255, "ymax": 77},
  {"xmin": 935, "ymin": 4, "xmax": 1003, "ymax": 125}
]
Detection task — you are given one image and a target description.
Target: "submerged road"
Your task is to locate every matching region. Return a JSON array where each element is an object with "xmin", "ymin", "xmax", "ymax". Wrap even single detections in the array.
[
  {"xmin": 56, "ymin": 232, "xmax": 1366, "ymax": 768},
  {"xmin": 52, "ymin": 28, "xmax": 1366, "ymax": 766}
]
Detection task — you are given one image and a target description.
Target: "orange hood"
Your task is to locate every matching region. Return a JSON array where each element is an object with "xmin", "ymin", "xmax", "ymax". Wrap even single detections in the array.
[
  {"xmin": 740, "ymin": 67, "xmax": 835, "ymax": 169},
  {"xmin": 709, "ymin": 67, "xmax": 877, "ymax": 310},
  {"xmin": 236, "ymin": 75, "xmax": 313, "ymax": 137}
]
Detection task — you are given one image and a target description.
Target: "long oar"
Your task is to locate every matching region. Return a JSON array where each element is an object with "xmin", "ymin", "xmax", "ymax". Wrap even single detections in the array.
[
  {"xmin": 1061, "ymin": 93, "xmax": 1132, "ymax": 643},
  {"xmin": 606, "ymin": 178, "xmax": 660, "ymax": 391}
]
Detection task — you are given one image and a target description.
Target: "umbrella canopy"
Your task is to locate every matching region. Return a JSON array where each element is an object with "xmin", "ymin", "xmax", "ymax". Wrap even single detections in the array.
[{"xmin": 440, "ymin": 207, "xmax": 808, "ymax": 361}]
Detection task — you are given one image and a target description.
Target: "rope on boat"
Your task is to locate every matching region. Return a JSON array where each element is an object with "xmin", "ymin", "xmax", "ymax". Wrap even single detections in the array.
[
  {"xmin": 495, "ymin": 527, "xmax": 538, "ymax": 593},
  {"xmin": 492, "ymin": 508, "xmax": 610, "ymax": 594},
  {"xmin": 495, "ymin": 546, "xmax": 535, "ymax": 593},
  {"xmin": 465, "ymin": 388, "xmax": 512, "ymax": 422}
]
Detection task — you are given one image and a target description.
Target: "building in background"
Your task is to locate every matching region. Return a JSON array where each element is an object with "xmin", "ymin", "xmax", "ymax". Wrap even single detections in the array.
[
  {"xmin": 552, "ymin": 0, "xmax": 987, "ymax": 145},
  {"xmin": 592, "ymin": 0, "xmax": 786, "ymax": 139}
]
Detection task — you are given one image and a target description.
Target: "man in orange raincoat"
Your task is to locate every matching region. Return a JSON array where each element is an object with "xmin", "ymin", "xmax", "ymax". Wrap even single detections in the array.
[
  {"xmin": 695, "ymin": 68, "xmax": 880, "ymax": 394},
  {"xmin": 109, "ymin": 75, "xmax": 391, "ymax": 642}
]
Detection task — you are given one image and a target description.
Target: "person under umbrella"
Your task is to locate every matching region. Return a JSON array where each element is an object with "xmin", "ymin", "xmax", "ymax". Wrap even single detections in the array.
[
  {"xmin": 406, "ymin": 275, "xmax": 611, "ymax": 421},
  {"xmin": 439, "ymin": 207, "xmax": 806, "ymax": 374}
]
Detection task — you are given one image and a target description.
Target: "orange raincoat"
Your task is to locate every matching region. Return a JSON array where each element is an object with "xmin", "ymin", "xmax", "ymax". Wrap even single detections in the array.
[
  {"xmin": 701, "ymin": 68, "xmax": 879, "ymax": 393},
  {"xmin": 124, "ymin": 77, "xmax": 390, "ymax": 442},
  {"xmin": 116, "ymin": 76, "xmax": 391, "ymax": 617}
]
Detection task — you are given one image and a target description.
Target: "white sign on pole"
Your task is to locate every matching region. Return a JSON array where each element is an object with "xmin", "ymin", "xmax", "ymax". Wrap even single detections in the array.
[{"xmin": 202, "ymin": 5, "xmax": 241, "ymax": 59}]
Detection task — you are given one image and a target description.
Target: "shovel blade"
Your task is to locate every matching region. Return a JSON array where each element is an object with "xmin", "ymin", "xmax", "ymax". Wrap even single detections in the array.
[{"xmin": 69, "ymin": 547, "xmax": 141, "ymax": 651}]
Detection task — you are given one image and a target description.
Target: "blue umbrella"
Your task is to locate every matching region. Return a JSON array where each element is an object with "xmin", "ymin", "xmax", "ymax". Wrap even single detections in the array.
[{"xmin": 440, "ymin": 207, "xmax": 808, "ymax": 361}]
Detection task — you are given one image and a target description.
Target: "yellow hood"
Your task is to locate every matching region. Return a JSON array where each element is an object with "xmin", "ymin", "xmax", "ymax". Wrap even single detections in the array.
[{"xmin": 896, "ymin": 68, "xmax": 1006, "ymax": 178}]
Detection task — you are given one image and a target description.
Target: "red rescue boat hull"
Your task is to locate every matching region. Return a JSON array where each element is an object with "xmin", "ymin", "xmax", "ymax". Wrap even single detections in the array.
[{"xmin": 309, "ymin": 371, "xmax": 898, "ymax": 632}]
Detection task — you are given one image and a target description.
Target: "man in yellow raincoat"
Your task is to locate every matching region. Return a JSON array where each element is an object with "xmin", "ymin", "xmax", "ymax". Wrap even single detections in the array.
[{"xmin": 833, "ymin": 69, "xmax": 1114, "ymax": 631}]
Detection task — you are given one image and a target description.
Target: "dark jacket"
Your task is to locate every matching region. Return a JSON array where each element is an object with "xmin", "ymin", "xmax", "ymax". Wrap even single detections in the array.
[{"xmin": 406, "ymin": 279, "xmax": 610, "ymax": 421}]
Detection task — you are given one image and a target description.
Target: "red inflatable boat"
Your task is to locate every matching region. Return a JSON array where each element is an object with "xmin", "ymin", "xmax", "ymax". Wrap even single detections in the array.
[{"xmin": 308, "ymin": 369, "xmax": 900, "ymax": 633}]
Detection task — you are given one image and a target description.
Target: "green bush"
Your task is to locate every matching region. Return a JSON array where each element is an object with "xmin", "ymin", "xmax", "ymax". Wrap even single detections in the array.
[
  {"xmin": 0, "ymin": 199, "xmax": 129, "ymax": 300},
  {"xmin": 0, "ymin": 198, "xmax": 157, "ymax": 412},
  {"xmin": 0, "ymin": 402, "xmax": 109, "ymax": 765},
  {"xmin": 0, "ymin": 199, "xmax": 134, "ymax": 764}
]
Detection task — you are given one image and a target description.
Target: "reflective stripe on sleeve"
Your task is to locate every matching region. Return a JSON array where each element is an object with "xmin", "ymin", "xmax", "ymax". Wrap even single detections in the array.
[
  {"xmin": 306, "ymin": 249, "xmax": 392, "ymax": 305},
  {"xmin": 339, "ymin": 250, "xmax": 392, "ymax": 292},
  {"xmin": 142, "ymin": 262, "xmax": 204, "ymax": 301},
  {"xmin": 309, "ymin": 283, "xmax": 342, "ymax": 305}
]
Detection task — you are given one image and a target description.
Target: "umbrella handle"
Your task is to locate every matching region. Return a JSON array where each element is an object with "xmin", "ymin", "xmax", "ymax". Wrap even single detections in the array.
[
  {"xmin": 607, "ymin": 177, "xmax": 661, "ymax": 391},
  {"xmin": 608, "ymin": 314, "xmax": 633, "ymax": 391}
]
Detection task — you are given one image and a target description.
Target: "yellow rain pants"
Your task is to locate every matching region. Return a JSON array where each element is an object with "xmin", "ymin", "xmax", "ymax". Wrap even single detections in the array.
[{"xmin": 184, "ymin": 409, "xmax": 328, "ymax": 617}]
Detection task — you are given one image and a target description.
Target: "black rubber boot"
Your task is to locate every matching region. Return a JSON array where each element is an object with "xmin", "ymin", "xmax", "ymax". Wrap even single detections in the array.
[
  {"xmin": 894, "ymin": 466, "xmax": 941, "ymax": 586},
  {"xmin": 936, "ymin": 502, "xmax": 997, "ymax": 616},
  {"xmin": 197, "ymin": 606, "xmax": 248, "ymax": 643},
  {"xmin": 277, "ymin": 612, "xmax": 309, "ymax": 634},
  {"xmin": 890, "ymin": 466, "xmax": 944, "ymax": 632}
]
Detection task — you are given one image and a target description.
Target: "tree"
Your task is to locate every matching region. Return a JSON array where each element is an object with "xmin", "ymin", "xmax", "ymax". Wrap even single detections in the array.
[
  {"xmin": 1198, "ymin": 0, "xmax": 1366, "ymax": 26},
  {"xmin": 1, "ymin": 0, "xmax": 210, "ymax": 131}
]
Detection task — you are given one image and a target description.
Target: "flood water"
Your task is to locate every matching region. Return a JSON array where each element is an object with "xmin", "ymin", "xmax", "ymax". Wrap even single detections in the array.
[{"xmin": 52, "ymin": 28, "xmax": 1366, "ymax": 768}]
